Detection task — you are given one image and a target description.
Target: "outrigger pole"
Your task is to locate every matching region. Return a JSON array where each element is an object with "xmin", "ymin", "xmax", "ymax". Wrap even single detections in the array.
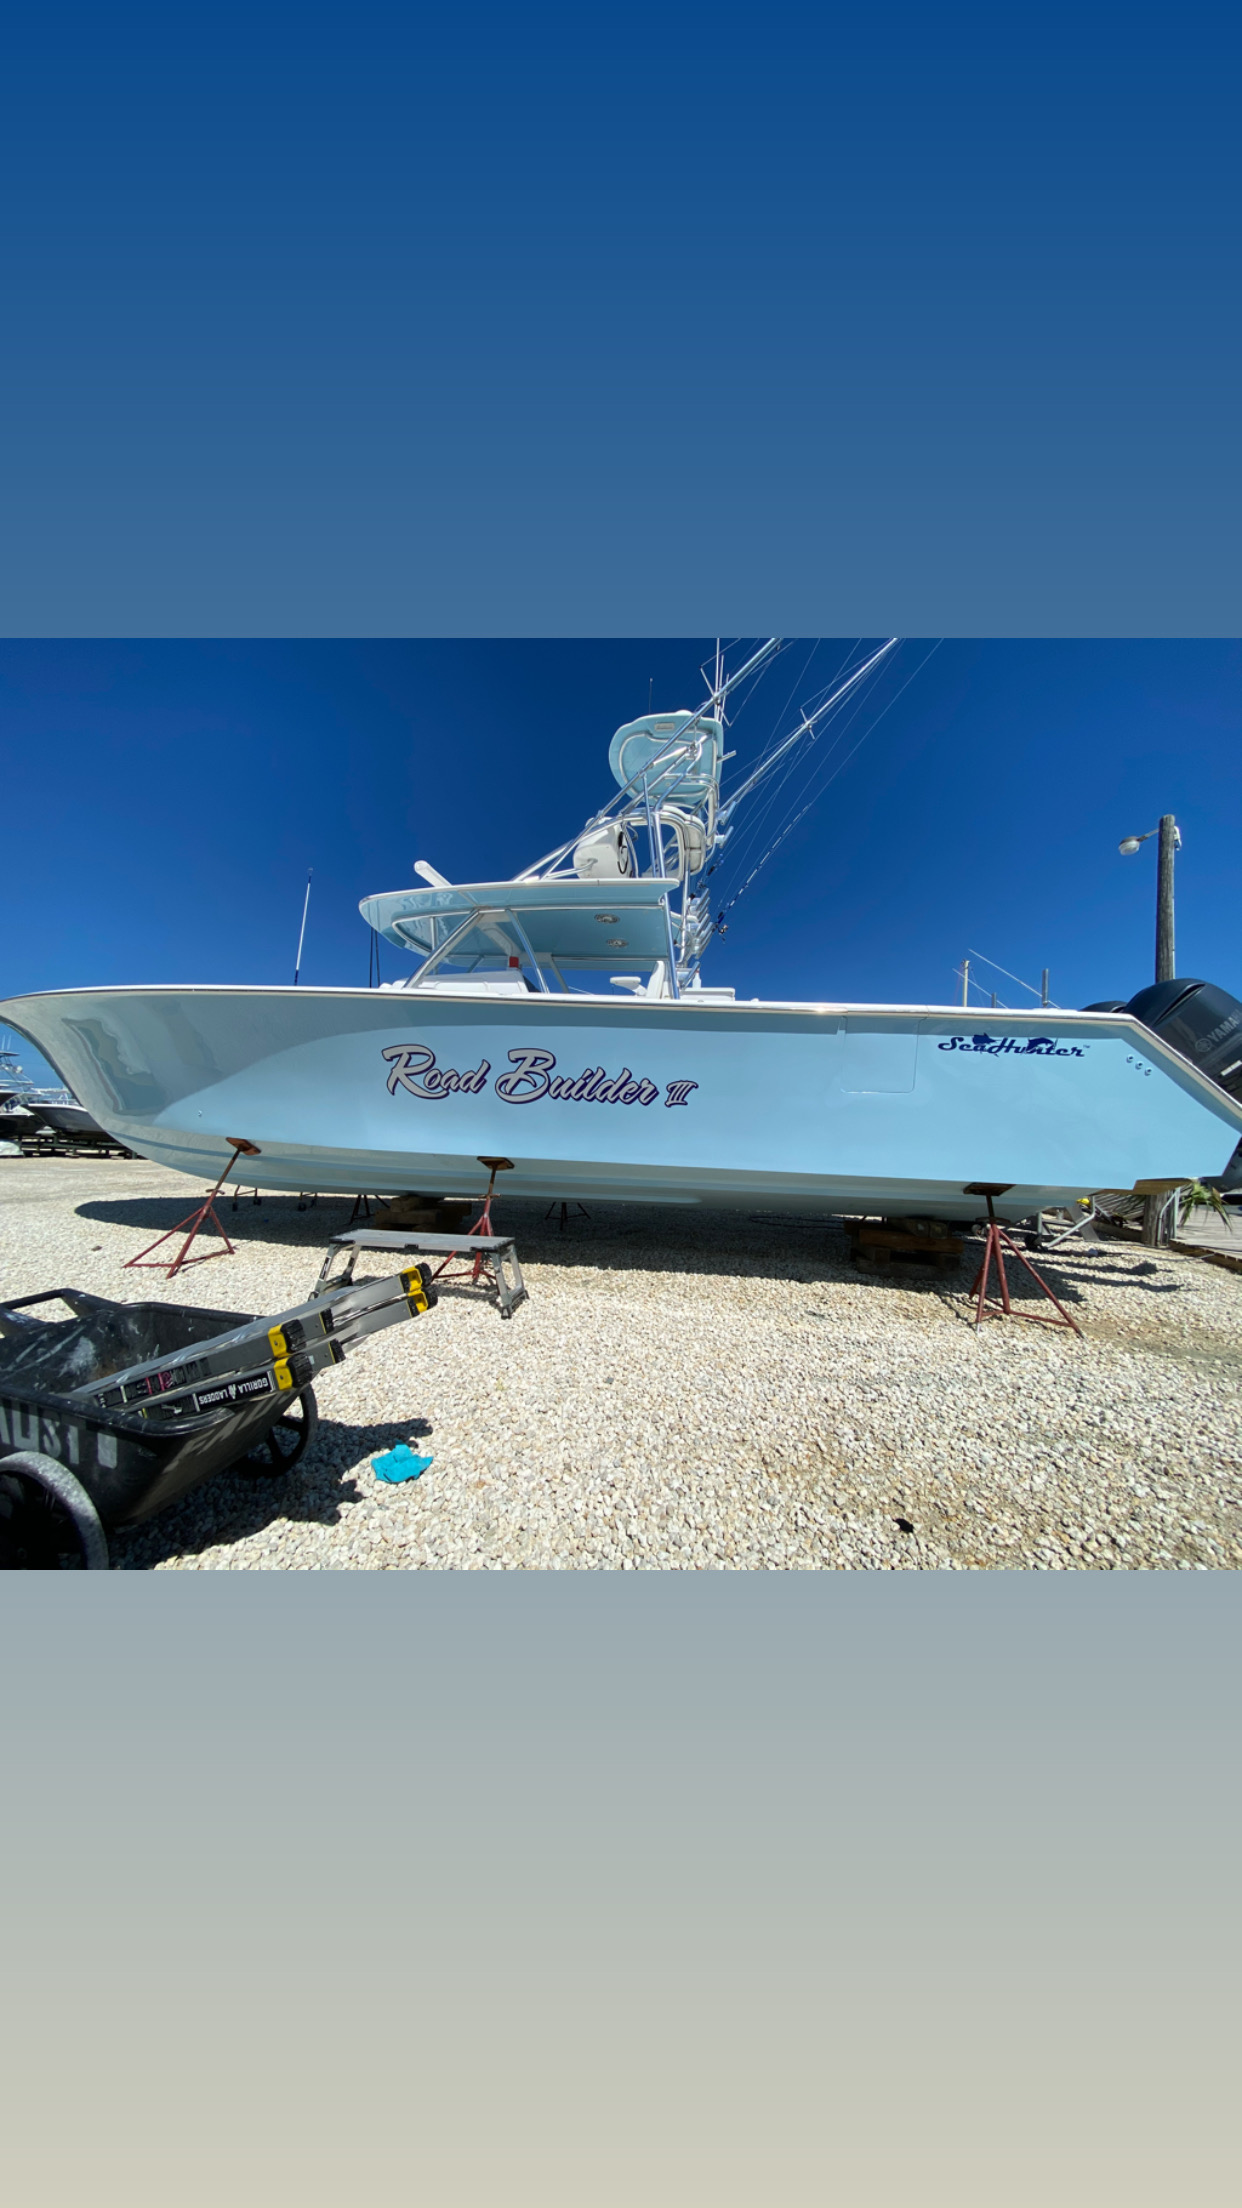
[
  {"xmin": 293, "ymin": 869, "xmax": 313, "ymax": 985},
  {"xmin": 715, "ymin": 638, "xmax": 899, "ymax": 824}
]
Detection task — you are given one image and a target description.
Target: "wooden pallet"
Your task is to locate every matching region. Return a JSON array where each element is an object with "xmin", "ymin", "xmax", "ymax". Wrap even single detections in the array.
[
  {"xmin": 844, "ymin": 1218, "xmax": 965, "ymax": 1272},
  {"xmin": 369, "ymin": 1193, "xmax": 474, "ymax": 1231}
]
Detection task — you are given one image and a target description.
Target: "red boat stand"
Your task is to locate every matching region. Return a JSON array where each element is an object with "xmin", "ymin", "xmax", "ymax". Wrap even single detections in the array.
[
  {"xmin": 963, "ymin": 1183, "xmax": 1082, "ymax": 1338},
  {"xmin": 124, "ymin": 1138, "xmax": 261, "ymax": 1280},
  {"xmin": 429, "ymin": 1157, "xmax": 514, "ymax": 1296},
  {"xmin": 464, "ymin": 1156, "xmax": 513, "ymax": 1240}
]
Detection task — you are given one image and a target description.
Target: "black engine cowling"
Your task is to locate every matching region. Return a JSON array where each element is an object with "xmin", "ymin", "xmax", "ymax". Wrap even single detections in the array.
[
  {"xmin": 1083, "ymin": 980, "xmax": 1242, "ymax": 1191},
  {"xmin": 1124, "ymin": 979, "xmax": 1242, "ymax": 1102},
  {"xmin": 1119, "ymin": 979, "xmax": 1242, "ymax": 1194}
]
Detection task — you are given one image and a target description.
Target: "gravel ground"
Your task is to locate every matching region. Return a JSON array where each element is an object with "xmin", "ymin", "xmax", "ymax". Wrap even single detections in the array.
[{"xmin": 2, "ymin": 1155, "xmax": 1240, "ymax": 1571}]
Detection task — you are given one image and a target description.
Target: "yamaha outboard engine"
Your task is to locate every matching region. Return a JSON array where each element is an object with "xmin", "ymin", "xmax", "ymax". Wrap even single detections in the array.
[
  {"xmin": 1124, "ymin": 979, "xmax": 1242, "ymax": 1101},
  {"xmin": 1124, "ymin": 978, "xmax": 1242, "ymax": 1195}
]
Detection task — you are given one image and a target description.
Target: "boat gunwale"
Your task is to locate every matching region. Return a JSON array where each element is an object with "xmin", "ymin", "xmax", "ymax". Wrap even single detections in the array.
[{"xmin": 2, "ymin": 985, "xmax": 1240, "ymax": 1130}]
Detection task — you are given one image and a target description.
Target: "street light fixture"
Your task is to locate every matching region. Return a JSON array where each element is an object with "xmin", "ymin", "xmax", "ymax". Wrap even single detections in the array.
[{"xmin": 1118, "ymin": 815, "xmax": 1181, "ymax": 982}]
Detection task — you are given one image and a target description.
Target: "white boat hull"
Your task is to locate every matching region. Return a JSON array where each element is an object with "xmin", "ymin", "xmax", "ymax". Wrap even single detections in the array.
[{"xmin": 4, "ymin": 984, "xmax": 1241, "ymax": 1224}]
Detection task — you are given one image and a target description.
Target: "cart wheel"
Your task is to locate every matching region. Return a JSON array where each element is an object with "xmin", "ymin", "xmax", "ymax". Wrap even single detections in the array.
[
  {"xmin": 238, "ymin": 1386, "xmax": 319, "ymax": 1477},
  {"xmin": 0, "ymin": 1451, "xmax": 110, "ymax": 1571}
]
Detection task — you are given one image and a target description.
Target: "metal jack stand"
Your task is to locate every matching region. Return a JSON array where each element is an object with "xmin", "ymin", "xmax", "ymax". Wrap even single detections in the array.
[
  {"xmin": 125, "ymin": 1138, "xmax": 262, "ymax": 1280},
  {"xmin": 963, "ymin": 1183, "xmax": 1082, "ymax": 1337},
  {"xmin": 545, "ymin": 1200, "xmax": 591, "ymax": 1231}
]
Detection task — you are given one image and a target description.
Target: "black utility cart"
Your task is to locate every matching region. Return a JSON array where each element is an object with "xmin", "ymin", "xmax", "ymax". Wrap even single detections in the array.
[{"xmin": 0, "ymin": 1265, "xmax": 436, "ymax": 1570}]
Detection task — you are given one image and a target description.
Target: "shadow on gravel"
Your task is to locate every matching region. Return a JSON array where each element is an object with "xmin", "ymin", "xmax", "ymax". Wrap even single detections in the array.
[
  {"xmin": 72, "ymin": 1189, "xmax": 868, "ymax": 1296},
  {"xmin": 1043, "ymin": 1262, "xmax": 1183, "ymax": 1295},
  {"xmin": 75, "ymin": 1193, "xmax": 355, "ymax": 1242},
  {"xmin": 70, "ymin": 1192, "xmax": 853, "ymax": 1290},
  {"xmin": 112, "ymin": 1413, "xmax": 432, "ymax": 1570},
  {"xmin": 488, "ymin": 1205, "xmax": 874, "ymax": 1287},
  {"xmin": 71, "ymin": 1192, "xmax": 1190, "ymax": 1314},
  {"xmin": 510, "ymin": 1211, "xmax": 1183, "ymax": 1309}
]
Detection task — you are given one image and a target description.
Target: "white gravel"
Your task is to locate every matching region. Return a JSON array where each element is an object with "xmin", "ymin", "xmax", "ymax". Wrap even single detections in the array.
[{"xmin": 2, "ymin": 1155, "xmax": 1240, "ymax": 1571}]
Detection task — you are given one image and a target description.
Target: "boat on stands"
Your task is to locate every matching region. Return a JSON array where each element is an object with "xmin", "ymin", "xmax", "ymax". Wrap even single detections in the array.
[
  {"xmin": 3, "ymin": 640, "xmax": 1240, "ymax": 1222},
  {"xmin": 0, "ymin": 1049, "xmax": 78, "ymax": 1148}
]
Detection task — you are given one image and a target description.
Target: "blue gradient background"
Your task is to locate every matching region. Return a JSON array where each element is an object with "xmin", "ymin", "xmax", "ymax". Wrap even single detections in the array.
[{"xmin": 2, "ymin": 2, "xmax": 1239, "ymax": 632}]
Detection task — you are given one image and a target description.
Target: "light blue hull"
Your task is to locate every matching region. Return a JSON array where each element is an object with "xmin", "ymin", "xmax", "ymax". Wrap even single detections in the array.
[{"xmin": 3, "ymin": 986, "xmax": 1240, "ymax": 1223}]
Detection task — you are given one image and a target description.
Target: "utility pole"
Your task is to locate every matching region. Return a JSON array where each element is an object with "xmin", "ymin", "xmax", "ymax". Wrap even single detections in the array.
[
  {"xmin": 1120, "ymin": 816, "xmax": 1179, "ymax": 984},
  {"xmin": 1143, "ymin": 818, "xmax": 1177, "ymax": 1251},
  {"xmin": 1156, "ymin": 814, "xmax": 1177, "ymax": 982}
]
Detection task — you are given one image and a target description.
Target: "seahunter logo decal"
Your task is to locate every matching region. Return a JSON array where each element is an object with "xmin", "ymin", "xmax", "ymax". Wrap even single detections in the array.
[
  {"xmin": 382, "ymin": 1044, "xmax": 698, "ymax": 1109},
  {"xmin": 938, "ymin": 1033, "xmax": 1088, "ymax": 1058}
]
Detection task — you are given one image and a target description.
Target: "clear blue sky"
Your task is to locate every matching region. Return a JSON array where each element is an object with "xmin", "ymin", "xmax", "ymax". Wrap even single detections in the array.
[
  {"xmin": 2, "ymin": 4, "xmax": 1238, "ymax": 631},
  {"xmin": 2, "ymin": 640, "xmax": 1237, "ymax": 1082}
]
